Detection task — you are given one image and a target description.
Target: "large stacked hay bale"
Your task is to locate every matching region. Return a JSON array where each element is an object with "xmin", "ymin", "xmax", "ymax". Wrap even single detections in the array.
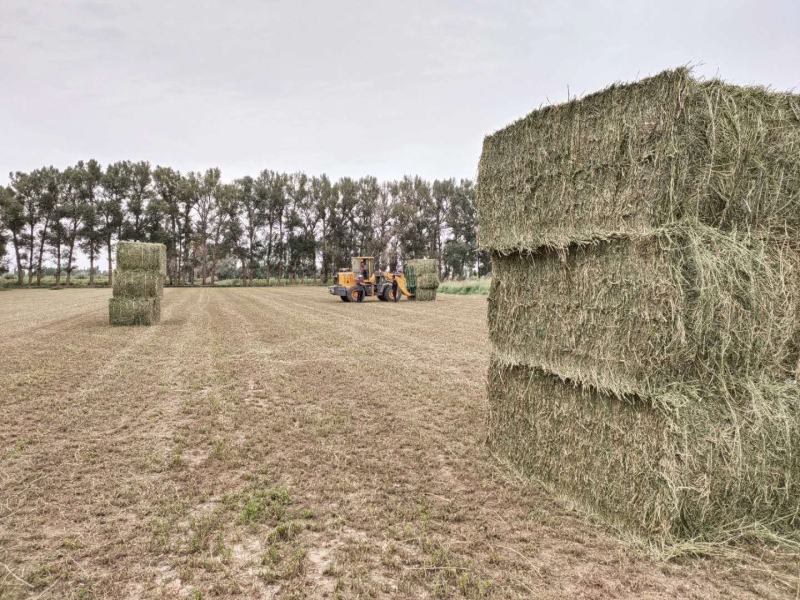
[
  {"xmin": 407, "ymin": 258, "xmax": 439, "ymax": 301},
  {"xmin": 117, "ymin": 241, "xmax": 167, "ymax": 276},
  {"xmin": 477, "ymin": 69, "xmax": 800, "ymax": 540},
  {"xmin": 109, "ymin": 241, "xmax": 165, "ymax": 326}
]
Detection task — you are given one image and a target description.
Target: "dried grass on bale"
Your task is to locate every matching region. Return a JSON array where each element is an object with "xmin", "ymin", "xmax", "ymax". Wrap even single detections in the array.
[
  {"xmin": 487, "ymin": 357, "xmax": 800, "ymax": 540},
  {"xmin": 415, "ymin": 288, "xmax": 437, "ymax": 302},
  {"xmin": 476, "ymin": 68, "xmax": 800, "ymax": 252},
  {"xmin": 489, "ymin": 225, "xmax": 800, "ymax": 396},
  {"xmin": 407, "ymin": 259, "xmax": 438, "ymax": 277},
  {"xmin": 415, "ymin": 273, "xmax": 440, "ymax": 289},
  {"xmin": 117, "ymin": 241, "xmax": 167, "ymax": 276},
  {"xmin": 112, "ymin": 269, "xmax": 163, "ymax": 299},
  {"xmin": 109, "ymin": 297, "xmax": 161, "ymax": 326}
]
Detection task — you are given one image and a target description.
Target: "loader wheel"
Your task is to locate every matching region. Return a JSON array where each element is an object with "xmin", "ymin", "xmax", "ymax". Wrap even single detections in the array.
[{"xmin": 349, "ymin": 287, "xmax": 362, "ymax": 302}]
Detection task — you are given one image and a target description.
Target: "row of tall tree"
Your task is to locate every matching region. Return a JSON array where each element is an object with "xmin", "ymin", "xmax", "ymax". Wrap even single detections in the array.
[{"xmin": 0, "ymin": 160, "xmax": 487, "ymax": 286}]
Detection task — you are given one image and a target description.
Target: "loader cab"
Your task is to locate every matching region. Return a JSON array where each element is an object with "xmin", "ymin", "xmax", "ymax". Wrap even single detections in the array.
[{"xmin": 351, "ymin": 256, "xmax": 375, "ymax": 281}]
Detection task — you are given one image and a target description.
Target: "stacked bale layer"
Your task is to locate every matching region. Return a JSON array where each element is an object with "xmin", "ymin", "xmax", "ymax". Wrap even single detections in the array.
[
  {"xmin": 117, "ymin": 241, "xmax": 167, "ymax": 278},
  {"xmin": 110, "ymin": 242, "xmax": 166, "ymax": 326},
  {"xmin": 477, "ymin": 69, "xmax": 800, "ymax": 539},
  {"xmin": 489, "ymin": 229, "xmax": 799, "ymax": 396},
  {"xmin": 109, "ymin": 297, "xmax": 161, "ymax": 325},
  {"xmin": 407, "ymin": 258, "xmax": 439, "ymax": 301},
  {"xmin": 477, "ymin": 68, "xmax": 800, "ymax": 251},
  {"xmin": 488, "ymin": 359, "xmax": 800, "ymax": 538}
]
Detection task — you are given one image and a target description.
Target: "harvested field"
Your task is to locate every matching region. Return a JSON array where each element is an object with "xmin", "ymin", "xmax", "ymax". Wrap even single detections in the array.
[{"xmin": 1, "ymin": 287, "xmax": 798, "ymax": 599}]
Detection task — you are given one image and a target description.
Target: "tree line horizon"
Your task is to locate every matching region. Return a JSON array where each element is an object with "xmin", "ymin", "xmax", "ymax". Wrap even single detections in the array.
[{"xmin": 0, "ymin": 160, "xmax": 487, "ymax": 286}]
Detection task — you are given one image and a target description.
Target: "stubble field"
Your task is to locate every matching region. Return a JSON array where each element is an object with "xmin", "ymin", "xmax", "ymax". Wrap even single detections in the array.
[{"xmin": 0, "ymin": 287, "xmax": 797, "ymax": 599}]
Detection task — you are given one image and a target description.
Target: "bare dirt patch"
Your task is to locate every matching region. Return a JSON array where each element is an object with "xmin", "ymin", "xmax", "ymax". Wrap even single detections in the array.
[{"xmin": 1, "ymin": 287, "xmax": 797, "ymax": 599}]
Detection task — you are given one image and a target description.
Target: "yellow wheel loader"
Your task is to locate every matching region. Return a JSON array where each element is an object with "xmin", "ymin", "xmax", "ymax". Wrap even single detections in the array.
[{"xmin": 329, "ymin": 256, "xmax": 415, "ymax": 302}]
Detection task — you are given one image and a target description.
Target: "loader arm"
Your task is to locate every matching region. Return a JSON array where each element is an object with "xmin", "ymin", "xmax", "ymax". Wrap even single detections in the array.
[{"xmin": 393, "ymin": 274, "xmax": 413, "ymax": 298}]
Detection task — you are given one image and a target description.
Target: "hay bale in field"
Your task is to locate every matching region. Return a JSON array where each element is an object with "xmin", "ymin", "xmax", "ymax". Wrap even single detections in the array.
[
  {"xmin": 109, "ymin": 297, "xmax": 161, "ymax": 326},
  {"xmin": 407, "ymin": 258, "xmax": 438, "ymax": 277},
  {"xmin": 489, "ymin": 227, "xmax": 800, "ymax": 395},
  {"xmin": 478, "ymin": 69, "xmax": 800, "ymax": 542},
  {"xmin": 477, "ymin": 68, "xmax": 800, "ymax": 252},
  {"xmin": 414, "ymin": 288, "xmax": 437, "ymax": 302},
  {"xmin": 110, "ymin": 241, "xmax": 166, "ymax": 326},
  {"xmin": 117, "ymin": 241, "xmax": 167, "ymax": 276},
  {"xmin": 407, "ymin": 258, "xmax": 439, "ymax": 300},
  {"xmin": 112, "ymin": 269, "xmax": 163, "ymax": 299},
  {"xmin": 487, "ymin": 357, "xmax": 800, "ymax": 539},
  {"xmin": 415, "ymin": 273, "xmax": 440, "ymax": 289}
]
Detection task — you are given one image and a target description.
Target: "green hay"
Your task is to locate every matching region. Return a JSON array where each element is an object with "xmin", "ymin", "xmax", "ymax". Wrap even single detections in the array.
[
  {"xmin": 109, "ymin": 297, "xmax": 161, "ymax": 326},
  {"xmin": 414, "ymin": 288, "xmax": 437, "ymax": 301},
  {"xmin": 112, "ymin": 269, "xmax": 163, "ymax": 298},
  {"xmin": 406, "ymin": 259, "xmax": 438, "ymax": 276},
  {"xmin": 489, "ymin": 225, "xmax": 799, "ymax": 396},
  {"xmin": 476, "ymin": 68, "xmax": 800, "ymax": 252},
  {"xmin": 415, "ymin": 273, "xmax": 440, "ymax": 289},
  {"xmin": 117, "ymin": 241, "xmax": 167, "ymax": 275},
  {"xmin": 487, "ymin": 357, "xmax": 800, "ymax": 540}
]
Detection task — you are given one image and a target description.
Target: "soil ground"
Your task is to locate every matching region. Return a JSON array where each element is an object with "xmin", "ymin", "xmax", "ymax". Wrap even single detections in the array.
[{"xmin": 1, "ymin": 287, "xmax": 797, "ymax": 599}]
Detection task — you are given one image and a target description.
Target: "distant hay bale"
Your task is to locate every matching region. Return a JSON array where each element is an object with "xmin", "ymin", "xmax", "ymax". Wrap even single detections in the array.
[
  {"xmin": 112, "ymin": 269, "xmax": 163, "ymax": 299},
  {"xmin": 111, "ymin": 241, "xmax": 166, "ymax": 326},
  {"xmin": 117, "ymin": 241, "xmax": 167, "ymax": 275},
  {"xmin": 477, "ymin": 68, "xmax": 800, "ymax": 252},
  {"xmin": 407, "ymin": 258, "xmax": 439, "ymax": 300},
  {"xmin": 109, "ymin": 297, "xmax": 161, "ymax": 326},
  {"xmin": 489, "ymin": 226, "xmax": 800, "ymax": 396},
  {"xmin": 487, "ymin": 357, "xmax": 800, "ymax": 539},
  {"xmin": 414, "ymin": 288, "xmax": 437, "ymax": 302}
]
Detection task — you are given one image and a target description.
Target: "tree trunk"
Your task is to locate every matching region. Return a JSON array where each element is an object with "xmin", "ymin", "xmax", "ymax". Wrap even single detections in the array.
[
  {"xmin": 107, "ymin": 239, "xmax": 113, "ymax": 287},
  {"xmin": 201, "ymin": 242, "xmax": 207, "ymax": 285},
  {"xmin": 12, "ymin": 231, "xmax": 24, "ymax": 285},
  {"xmin": 89, "ymin": 246, "xmax": 95, "ymax": 286},
  {"xmin": 210, "ymin": 243, "xmax": 218, "ymax": 285},
  {"xmin": 65, "ymin": 224, "xmax": 77, "ymax": 285},
  {"xmin": 55, "ymin": 242, "xmax": 62, "ymax": 285},
  {"xmin": 28, "ymin": 223, "xmax": 35, "ymax": 285},
  {"xmin": 36, "ymin": 219, "xmax": 49, "ymax": 286}
]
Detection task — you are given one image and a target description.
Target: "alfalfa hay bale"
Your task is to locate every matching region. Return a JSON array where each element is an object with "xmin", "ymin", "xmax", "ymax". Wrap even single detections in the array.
[
  {"xmin": 476, "ymin": 68, "xmax": 800, "ymax": 252},
  {"xmin": 489, "ymin": 226, "xmax": 800, "ymax": 395},
  {"xmin": 112, "ymin": 269, "xmax": 163, "ymax": 298},
  {"xmin": 407, "ymin": 258, "xmax": 438, "ymax": 277},
  {"xmin": 414, "ymin": 288, "xmax": 437, "ymax": 302},
  {"xmin": 487, "ymin": 357, "xmax": 800, "ymax": 540},
  {"xmin": 415, "ymin": 273, "xmax": 440, "ymax": 289},
  {"xmin": 407, "ymin": 258, "xmax": 439, "ymax": 301},
  {"xmin": 117, "ymin": 241, "xmax": 167, "ymax": 275},
  {"xmin": 109, "ymin": 297, "xmax": 161, "ymax": 326}
]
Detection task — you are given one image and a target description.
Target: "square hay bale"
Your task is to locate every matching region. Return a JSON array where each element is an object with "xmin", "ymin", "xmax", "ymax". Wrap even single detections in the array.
[
  {"xmin": 415, "ymin": 288, "xmax": 437, "ymax": 302},
  {"xmin": 415, "ymin": 273, "xmax": 440, "ymax": 289},
  {"xmin": 112, "ymin": 269, "xmax": 163, "ymax": 298},
  {"xmin": 109, "ymin": 297, "xmax": 161, "ymax": 326},
  {"xmin": 117, "ymin": 241, "xmax": 167, "ymax": 275},
  {"xmin": 406, "ymin": 258, "xmax": 438, "ymax": 276},
  {"xmin": 476, "ymin": 68, "xmax": 800, "ymax": 251},
  {"xmin": 487, "ymin": 357, "xmax": 800, "ymax": 539},
  {"xmin": 489, "ymin": 227, "xmax": 799, "ymax": 395}
]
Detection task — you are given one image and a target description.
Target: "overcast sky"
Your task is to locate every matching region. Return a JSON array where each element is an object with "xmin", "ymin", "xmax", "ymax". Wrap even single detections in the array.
[{"xmin": 1, "ymin": 0, "xmax": 798, "ymax": 185}]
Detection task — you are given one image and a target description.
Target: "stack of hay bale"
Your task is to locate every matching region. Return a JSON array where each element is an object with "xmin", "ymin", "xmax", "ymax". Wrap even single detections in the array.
[
  {"xmin": 407, "ymin": 258, "xmax": 439, "ymax": 301},
  {"xmin": 477, "ymin": 68, "xmax": 800, "ymax": 540},
  {"xmin": 109, "ymin": 241, "xmax": 167, "ymax": 326}
]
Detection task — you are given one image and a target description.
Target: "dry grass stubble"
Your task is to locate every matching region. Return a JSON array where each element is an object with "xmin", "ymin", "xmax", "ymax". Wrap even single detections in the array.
[{"xmin": 0, "ymin": 287, "xmax": 798, "ymax": 599}]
